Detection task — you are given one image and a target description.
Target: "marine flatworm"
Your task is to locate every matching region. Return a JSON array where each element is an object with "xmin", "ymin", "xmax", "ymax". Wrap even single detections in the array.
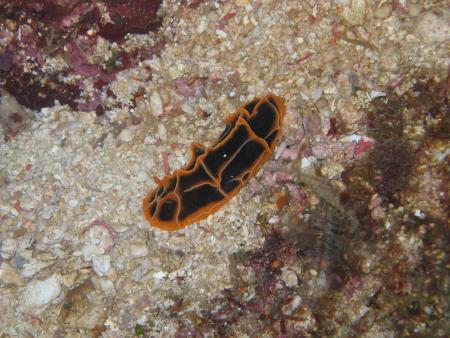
[{"xmin": 143, "ymin": 93, "xmax": 286, "ymax": 231}]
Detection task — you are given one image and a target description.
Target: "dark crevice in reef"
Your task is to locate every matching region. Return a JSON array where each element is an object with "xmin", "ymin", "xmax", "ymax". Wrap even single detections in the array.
[{"xmin": 1, "ymin": 67, "xmax": 81, "ymax": 111}]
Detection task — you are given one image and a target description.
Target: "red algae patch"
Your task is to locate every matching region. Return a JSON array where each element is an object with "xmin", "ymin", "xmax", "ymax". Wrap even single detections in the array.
[{"xmin": 99, "ymin": 0, "xmax": 163, "ymax": 41}]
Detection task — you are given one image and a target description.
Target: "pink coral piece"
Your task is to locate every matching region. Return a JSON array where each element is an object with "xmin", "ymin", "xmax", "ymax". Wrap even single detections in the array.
[
  {"xmin": 353, "ymin": 137, "xmax": 375, "ymax": 159},
  {"xmin": 175, "ymin": 78, "xmax": 197, "ymax": 97},
  {"xmin": 264, "ymin": 172, "xmax": 294, "ymax": 186},
  {"xmin": 65, "ymin": 41, "xmax": 102, "ymax": 77}
]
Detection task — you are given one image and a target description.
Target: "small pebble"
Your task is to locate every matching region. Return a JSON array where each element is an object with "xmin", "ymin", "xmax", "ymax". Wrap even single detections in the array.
[
  {"xmin": 235, "ymin": 0, "xmax": 249, "ymax": 6},
  {"xmin": 152, "ymin": 271, "xmax": 167, "ymax": 280},
  {"xmin": 93, "ymin": 254, "xmax": 111, "ymax": 276},
  {"xmin": 361, "ymin": 259, "xmax": 372, "ymax": 274},
  {"xmin": 375, "ymin": 4, "xmax": 393, "ymax": 20},
  {"xmin": 340, "ymin": 0, "xmax": 367, "ymax": 26},
  {"xmin": 1, "ymin": 238, "xmax": 17, "ymax": 259},
  {"xmin": 129, "ymin": 244, "xmax": 149, "ymax": 258},
  {"xmin": 408, "ymin": 3, "xmax": 421, "ymax": 17},
  {"xmin": 149, "ymin": 91, "xmax": 164, "ymax": 116},
  {"xmin": 99, "ymin": 279, "xmax": 116, "ymax": 296},
  {"xmin": 301, "ymin": 156, "xmax": 317, "ymax": 168},
  {"xmin": 268, "ymin": 215, "xmax": 280, "ymax": 225},
  {"xmin": 21, "ymin": 260, "xmax": 54, "ymax": 278},
  {"xmin": 132, "ymin": 262, "xmax": 151, "ymax": 281},
  {"xmin": 310, "ymin": 87, "xmax": 323, "ymax": 101},
  {"xmin": 216, "ymin": 29, "xmax": 227, "ymax": 38},
  {"xmin": 281, "ymin": 269, "xmax": 298, "ymax": 287},
  {"xmin": 99, "ymin": 183, "xmax": 114, "ymax": 191},
  {"xmin": 0, "ymin": 262, "xmax": 24, "ymax": 286},
  {"xmin": 19, "ymin": 274, "xmax": 62, "ymax": 314},
  {"xmin": 196, "ymin": 17, "xmax": 208, "ymax": 34},
  {"xmin": 157, "ymin": 123, "xmax": 167, "ymax": 140},
  {"xmin": 71, "ymin": 154, "xmax": 84, "ymax": 166},
  {"xmin": 118, "ymin": 128, "xmax": 134, "ymax": 143},
  {"xmin": 67, "ymin": 199, "xmax": 79, "ymax": 209},
  {"xmin": 144, "ymin": 135, "xmax": 156, "ymax": 144},
  {"xmin": 414, "ymin": 209, "xmax": 426, "ymax": 219},
  {"xmin": 181, "ymin": 101, "xmax": 195, "ymax": 114},
  {"xmin": 290, "ymin": 295, "xmax": 302, "ymax": 311},
  {"xmin": 81, "ymin": 223, "xmax": 115, "ymax": 261}
]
